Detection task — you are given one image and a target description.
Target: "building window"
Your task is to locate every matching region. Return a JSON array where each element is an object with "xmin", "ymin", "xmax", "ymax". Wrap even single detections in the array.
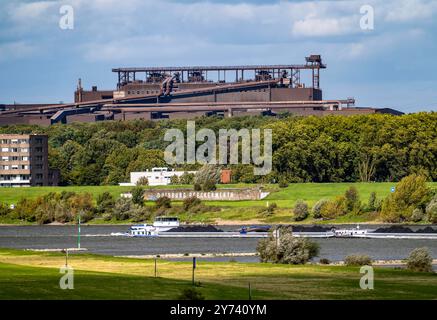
[
  {"xmin": 36, "ymin": 174, "xmax": 43, "ymax": 180},
  {"xmin": 36, "ymin": 156, "xmax": 43, "ymax": 161},
  {"xmin": 35, "ymin": 147, "xmax": 43, "ymax": 152},
  {"xmin": 35, "ymin": 138, "xmax": 43, "ymax": 144}
]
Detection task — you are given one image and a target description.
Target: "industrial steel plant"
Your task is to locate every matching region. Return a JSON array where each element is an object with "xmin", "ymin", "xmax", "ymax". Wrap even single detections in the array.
[{"xmin": 0, "ymin": 55, "xmax": 402, "ymax": 126}]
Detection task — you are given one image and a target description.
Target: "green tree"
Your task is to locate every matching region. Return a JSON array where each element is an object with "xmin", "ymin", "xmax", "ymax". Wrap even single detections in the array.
[{"xmin": 131, "ymin": 187, "xmax": 145, "ymax": 207}]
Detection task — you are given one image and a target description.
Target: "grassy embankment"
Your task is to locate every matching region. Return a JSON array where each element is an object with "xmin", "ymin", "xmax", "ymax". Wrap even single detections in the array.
[
  {"xmin": 1, "ymin": 182, "xmax": 436, "ymax": 224},
  {"xmin": 0, "ymin": 248, "xmax": 436, "ymax": 300}
]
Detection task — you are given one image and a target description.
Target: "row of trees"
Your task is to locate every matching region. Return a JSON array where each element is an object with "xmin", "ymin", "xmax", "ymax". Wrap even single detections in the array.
[
  {"xmin": 0, "ymin": 188, "xmax": 212, "ymax": 224},
  {"xmin": 1, "ymin": 112, "xmax": 435, "ymax": 185}
]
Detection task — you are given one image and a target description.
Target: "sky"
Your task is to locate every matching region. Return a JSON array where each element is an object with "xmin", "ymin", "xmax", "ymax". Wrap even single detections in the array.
[{"xmin": 1, "ymin": 0, "xmax": 437, "ymax": 113}]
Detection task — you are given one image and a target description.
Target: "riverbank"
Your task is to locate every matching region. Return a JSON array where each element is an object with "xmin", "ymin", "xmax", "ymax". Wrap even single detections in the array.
[{"xmin": 0, "ymin": 248, "xmax": 436, "ymax": 300}]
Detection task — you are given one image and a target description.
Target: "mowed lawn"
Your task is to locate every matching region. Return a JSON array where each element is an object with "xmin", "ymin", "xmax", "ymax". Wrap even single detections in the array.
[{"xmin": 0, "ymin": 249, "xmax": 436, "ymax": 300}]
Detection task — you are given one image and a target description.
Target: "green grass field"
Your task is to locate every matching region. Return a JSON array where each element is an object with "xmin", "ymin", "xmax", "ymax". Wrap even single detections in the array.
[
  {"xmin": 0, "ymin": 249, "xmax": 436, "ymax": 300},
  {"xmin": 3, "ymin": 182, "xmax": 435, "ymax": 207},
  {"xmin": 1, "ymin": 182, "xmax": 435, "ymax": 224}
]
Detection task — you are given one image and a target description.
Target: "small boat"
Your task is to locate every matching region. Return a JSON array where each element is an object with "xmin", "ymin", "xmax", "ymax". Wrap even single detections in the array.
[
  {"xmin": 240, "ymin": 226, "xmax": 271, "ymax": 234},
  {"xmin": 111, "ymin": 217, "xmax": 180, "ymax": 237},
  {"xmin": 333, "ymin": 225, "xmax": 371, "ymax": 238}
]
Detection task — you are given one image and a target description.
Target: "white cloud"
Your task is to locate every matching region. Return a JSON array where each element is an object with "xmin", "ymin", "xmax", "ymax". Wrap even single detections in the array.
[
  {"xmin": 0, "ymin": 41, "xmax": 37, "ymax": 61},
  {"xmin": 8, "ymin": 1, "xmax": 56, "ymax": 22},
  {"xmin": 291, "ymin": 17, "xmax": 358, "ymax": 37},
  {"xmin": 385, "ymin": 0, "xmax": 437, "ymax": 22}
]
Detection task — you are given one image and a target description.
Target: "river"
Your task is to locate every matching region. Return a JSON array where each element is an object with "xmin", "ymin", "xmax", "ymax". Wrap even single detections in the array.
[{"xmin": 1, "ymin": 225, "xmax": 437, "ymax": 264}]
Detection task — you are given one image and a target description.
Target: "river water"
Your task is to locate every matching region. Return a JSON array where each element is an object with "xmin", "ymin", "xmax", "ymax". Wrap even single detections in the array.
[{"xmin": 1, "ymin": 225, "xmax": 437, "ymax": 264}]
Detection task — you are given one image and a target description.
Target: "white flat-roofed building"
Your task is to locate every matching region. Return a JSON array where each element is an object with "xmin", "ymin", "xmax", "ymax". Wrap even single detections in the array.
[{"xmin": 119, "ymin": 167, "xmax": 196, "ymax": 186}]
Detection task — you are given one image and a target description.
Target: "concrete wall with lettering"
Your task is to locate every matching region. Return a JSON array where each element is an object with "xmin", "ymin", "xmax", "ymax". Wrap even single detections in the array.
[{"xmin": 142, "ymin": 188, "xmax": 269, "ymax": 201}]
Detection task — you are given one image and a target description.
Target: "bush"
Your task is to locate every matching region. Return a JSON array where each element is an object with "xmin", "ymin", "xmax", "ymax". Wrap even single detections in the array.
[
  {"xmin": 136, "ymin": 176, "xmax": 149, "ymax": 186},
  {"xmin": 178, "ymin": 287, "xmax": 205, "ymax": 300},
  {"xmin": 312, "ymin": 199, "xmax": 328, "ymax": 219},
  {"xmin": 278, "ymin": 179, "xmax": 288, "ymax": 188},
  {"xmin": 194, "ymin": 183, "xmax": 202, "ymax": 191},
  {"xmin": 406, "ymin": 247, "xmax": 433, "ymax": 273},
  {"xmin": 410, "ymin": 208, "xmax": 425, "ymax": 222},
  {"xmin": 179, "ymin": 172, "xmax": 195, "ymax": 185},
  {"xmin": 156, "ymin": 196, "xmax": 171, "ymax": 209},
  {"xmin": 130, "ymin": 205, "xmax": 153, "ymax": 222},
  {"xmin": 381, "ymin": 174, "xmax": 431, "ymax": 223},
  {"xmin": 320, "ymin": 196, "xmax": 347, "ymax": 220},
  {"xmin": 96, "ymin": 192, "xmax": 115, "ymax": 214},
  {"xmin": 112, "ymin": 198, "xmax": 133, "ymax": 220},
  {"xmin": 183, "ymin": 196, "xmax": 201, "ymax": 211},
  {"xmin": 0, "ymin": 203, "xmax": 11, "ymax": 217},
  {"xmin": 257, "ymin": 232, "xmax": 319, "ymax": 264},
  {"xmin": 366, "ymin": 192, "xmax": 380, "ymax": 212},
  {"xmin": 345, "ymin": 186, "xmax": 360, "ymax": 213},
  {"xmin": 169, "ymin": 175, "xmax": 179, "ymax": 185},
  {"xmin": 293, "ymin": 200, "xmax": 309, "ymax": 221},
  {"xmin": 202, "ymin": 178, "xmax": 216, "ymax": 191},
  {"xmin": 426, "ymin": 195, "xmax": 437, "ymax": 223},
  {"xmin": 344, "ymin": 254, "xmax": 372, "ymax": 266},
  {"xmin": 259, "ymin": 203, "xmax": 277, "ymax": 216},
  {"xmin": 131, "ymin": 187, "xmax": 145, "ymax": 206},
  {"xmin": 319, "ymin": 258, "xmax": 331, "ymax": 265}
]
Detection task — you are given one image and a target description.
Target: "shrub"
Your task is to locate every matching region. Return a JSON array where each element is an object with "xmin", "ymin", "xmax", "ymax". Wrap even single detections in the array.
[
  {"xmin": 112, "ymin": 198, "xmax": 133, "ymax": 220},
  {"xmin": 136, "ymin": 176, "xmax": 149, "ymax": 186},
  {"xmin": 344, "ymin": 254, "xmax": 372, "ymax": 266},
  {"xmin": 169, "ymin": 175, "xmax": 179, "ymax": 185},
  {"xmin": 178, "ymin": 287, "xmax": 205, "ymax": 300},
  {"xmin": 367, "ymin": 192, "xmax": 377, "ymax": 211},
  {"xmin": 410, "ymin": 208, "xmax": 425, "ymax": 223},
  {"xmin": 130, "ymin": 205, "xmax": 153, "ymax": 222},
  {"xmin": 156, "ymin": 196, "xmax": 171, "ymax": 209},
  {"xmin": 193, "ymin": 183, "xmax": 202, "ymax": 191},
  {"xmin": 319, "ymin": 258, "xmax": 331, "ymax": 265},
  {"xmin": 426, "ymin": 195, "xmax": 437, "ymax": 223},
  {"xmin": 202, "ymin": 178, "xmax": 216, "ymax": 191},
  {"xmin": 257, "ymin": 232, "xmax": 319, "ymax": 264},
  {"xmin": 312, "ymin": 199, "xmax": 328, "ymax": 219},
  {"xmin": 381, "ymin": 174, "xmax": 431, "ymax": 223},
  {"xmin": 406, "ymin": 247, "xmax": 433, "ymax": 273},
  {"xmin": 345, "ymin": 186, "xmax": 360, "ymax": 213},
  {"xmin": 320, "ymin": 196, "xmax": 346, "ymax": 220},
  {"xmin": 183, "ymin": 196, "xmax": 201, "ymax": 211},
  {"xmin": 96, "ymin": 192, "xmax": 115, "ymax": 214},
  {"xmin": 131, "ymin": 187, "xmax": 145, "ymax": 206},
  {"xmin": 0, "ymin": 203, "xmax": 11, "ymax": 217},
  {"xmin": 179, "ymin": 172, "xmax": 195, "ymax": 184},
  {"xmin": 278, "ymin": 179, "xmax": 288, "ymax": 188},
  {"xmin": 259, "ymin": 203, "xmax": 277, "ymax": 216},
  {"xmin": 293, "ymin": 200, "xmax": 309, "ymax": 221}
]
